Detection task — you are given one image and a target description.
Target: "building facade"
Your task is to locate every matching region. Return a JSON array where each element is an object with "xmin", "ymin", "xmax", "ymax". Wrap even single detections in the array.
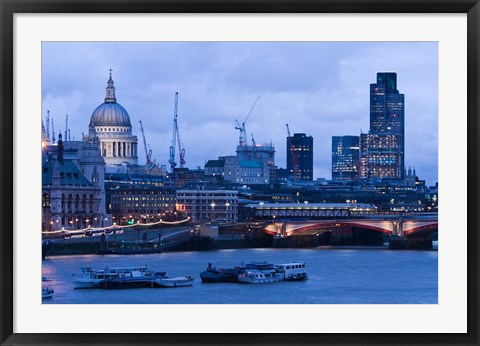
[
  {"xmin": 110, "ymin": 185, "xmax": 177, "ymax": 224},
  {"xmin": 204, "ymin": 155, "xmax": 275, "ymax": 185},
  {"xmin": 359, "ymin": 133, "xmax": 402, "ymax": 179},
  {"xmin": 332, "ymin": 135, "xmax": 360, "ymax": 181},
  {"xmin": 236, "ymin": 143, "xmax": 275, "ymax": 166},
  {"xmin": 361, "ymin": 72, "xmax": 405, "ymax": 179},
  {"xmin": 85, "ymin": 70, "xmax": 139, "ymax": 166},
  {"xmin": 42, "ymin": 135, "xmax": 108, "ymax": 231},
  {"xmin": 176, "ymin": 188, "xmax": 238, "ymax": 224},
  {"xmin": 287, "ymin": 133, "xmax": 313, "ymax": 181}
]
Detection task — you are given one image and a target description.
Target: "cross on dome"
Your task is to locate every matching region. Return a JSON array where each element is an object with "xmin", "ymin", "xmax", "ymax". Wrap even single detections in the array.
[{"xmin": 105, "ymin": 68, "xmax": 116, "ymax": 102}]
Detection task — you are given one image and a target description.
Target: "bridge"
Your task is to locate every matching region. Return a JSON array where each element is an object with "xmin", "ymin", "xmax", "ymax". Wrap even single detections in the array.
[{"xmin": 261, "ymin": 216, "xmax": 438, "ymax": 249}]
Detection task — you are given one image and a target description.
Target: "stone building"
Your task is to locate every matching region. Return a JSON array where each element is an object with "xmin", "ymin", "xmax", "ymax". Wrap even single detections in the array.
[
  {"xmin": 84, "ymin": 69, "xmax": 139, "ymax": 167},
  {"xmin": 42, "ymin": 135, "xmax": 108, "ymax": 231}
]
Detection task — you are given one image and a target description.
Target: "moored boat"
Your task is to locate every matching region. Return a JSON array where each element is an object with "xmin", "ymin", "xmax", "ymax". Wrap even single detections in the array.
[
  {"xmin": 42, "ymin": 286, "xmax": 54, "ymax": 299},
  {"xmin": 99, "ymin": 266, "xmax": 154, "ymax": 289},
  {"xmin": 149, "ymin": 272, "xmax": 194, "ymax": 288},
  {"xmin": 274, "ymin": 262, "xmax": 308, "ymax": 281},
  {"xmin": 237, "ymin": 268, "xmax": 279, "ymax": 284},
  {"xmin": 73, "ymin": 265, "xmax": 154, "ymax": 289},
  {"xmin": 200, "ymin": 263, "xmax": 241, "ymax": 283},
  {"xmin": 73, "ymin": 267, "xmax": 119, "ymax": 289}
]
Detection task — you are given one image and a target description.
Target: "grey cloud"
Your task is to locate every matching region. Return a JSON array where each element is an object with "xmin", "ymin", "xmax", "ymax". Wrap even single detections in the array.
[{"xmin": 42, "ymin": 41, "xmax": 438, "ymax": 184}]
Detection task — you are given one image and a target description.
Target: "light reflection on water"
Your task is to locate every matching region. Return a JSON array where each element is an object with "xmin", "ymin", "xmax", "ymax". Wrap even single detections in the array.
[{"xmin": 42, "ymin": 247, "xmax": 437, "ymax": 304}]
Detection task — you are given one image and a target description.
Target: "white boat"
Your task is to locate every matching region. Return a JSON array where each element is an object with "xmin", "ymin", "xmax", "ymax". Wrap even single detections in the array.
[
  {"xmin": 73, "ymin": 267, "xmax": 117, "ymax": 289},
  {"xmin": 149, "ymin": 272, "xmax": 194, "ymax": 288},
  {"xmin": 237, "ymin": 269, "xmax": 279, "ymax": 284},
  {"xmin": 73, "ymin": 266, "xmax": 153, "ymax": 289},
  {"xmin": 42, "ymin": 286, "xmax": 54, "ymax": 299},
  {"xmin": 274, "ymin": 262, "xmax": 308, "ymax": 281}
]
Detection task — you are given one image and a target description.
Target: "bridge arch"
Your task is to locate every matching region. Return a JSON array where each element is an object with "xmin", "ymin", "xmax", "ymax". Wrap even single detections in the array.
[{"xmin": 264, "ymin": 221, "xmax": 394, "ymax": 236}]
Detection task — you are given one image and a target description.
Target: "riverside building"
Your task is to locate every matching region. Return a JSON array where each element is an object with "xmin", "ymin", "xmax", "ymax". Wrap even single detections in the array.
[
  {"xmin": 109, "ymin": 185, "xmax": 177, "ymax": 224},
  {"xmin": 42, "ymin": 134, "xmax": 109, "ymax": 231},
  {"xmin": 176, "ymin": 185, "xmax": 238, "ymax": 224}
]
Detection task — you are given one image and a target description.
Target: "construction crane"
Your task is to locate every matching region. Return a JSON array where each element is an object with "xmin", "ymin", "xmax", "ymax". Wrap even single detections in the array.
[
  {"xmin": 235, "ymin": 96, "xmax": 261, "ymax": 148},
  {"xmin": 176, "ymin": 120, "xmax": 186, "ymax": 168},
  {"xmin": 139, "ymin": 120, "xmax": 152, "ymax": 165},
  {"xmin": 64, "ymin": 114, "xmax": 68, "ymax": 142},
  {"xmin": 251, "ymin": 133, "xmax": 257, "ymax": 159},
  {"xmin": 46, "ymin": 110, "xmax": 50, "ymax": 140},
  {"xmin": 169, "ymin": 92, "xmax": 186, "ymax": 171},
  {"xmin": 51, "ymin": 118, "xmax": 56, "ymax": 144},
  {"xmin": 286, "ymin": 123, "xmax": 298, "ymax": 182}
]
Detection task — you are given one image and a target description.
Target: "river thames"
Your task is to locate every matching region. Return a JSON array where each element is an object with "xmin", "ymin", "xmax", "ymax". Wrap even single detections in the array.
[{"xmin": 42, "ymin": 246, "xmax": 437, "ymax": 304}]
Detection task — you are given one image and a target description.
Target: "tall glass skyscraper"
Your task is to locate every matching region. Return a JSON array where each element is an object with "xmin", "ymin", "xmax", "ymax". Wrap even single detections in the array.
[
  {"xmin": 360, "ymin": 72, "xmax": 405, "ymax": 179},
  {"xmin": 332, "ymin": 135, "xmax": 360, "ymax": 181}
]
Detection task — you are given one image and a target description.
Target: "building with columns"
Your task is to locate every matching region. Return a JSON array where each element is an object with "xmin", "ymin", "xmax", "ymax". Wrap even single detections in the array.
[{"xmin": 85, "ymin": 70, "xmax": 139, "ymax": 166}]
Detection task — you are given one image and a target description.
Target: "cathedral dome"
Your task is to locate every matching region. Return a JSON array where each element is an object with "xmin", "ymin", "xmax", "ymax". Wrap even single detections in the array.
[
  {"xmin": 89, "ymin": 69, "xmax": 132, "ymax": 127},
  {"xmin": 90, "ymin": 102, "xmax": 131, "ymax": 127}
]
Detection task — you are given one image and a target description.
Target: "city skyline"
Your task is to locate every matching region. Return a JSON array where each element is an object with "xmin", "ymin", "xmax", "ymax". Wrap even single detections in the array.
[{"xmin": 42, "ymin": 42, "xmax": 438, "ymax": 184}]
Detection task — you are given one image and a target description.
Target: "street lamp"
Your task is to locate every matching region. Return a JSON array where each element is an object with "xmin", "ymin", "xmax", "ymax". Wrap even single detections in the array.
[
  {"xmin": 225, "ymin": 203, "xmax": 230, "ymax": 223},
  {"xmin": 210, "ymin": 203, "xmax": 216, "ymax": 222}
]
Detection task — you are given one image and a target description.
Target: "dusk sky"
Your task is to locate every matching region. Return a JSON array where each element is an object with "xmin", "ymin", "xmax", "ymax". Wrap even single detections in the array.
[{"xmin": 42, "ymin": 42, "xmax": 438, "ymax": 184}]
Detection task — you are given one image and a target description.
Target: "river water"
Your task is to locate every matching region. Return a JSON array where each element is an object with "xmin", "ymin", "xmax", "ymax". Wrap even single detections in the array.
[{"xmin": 42, "ymin": 246, "xmax": 437, "ymax": 304}]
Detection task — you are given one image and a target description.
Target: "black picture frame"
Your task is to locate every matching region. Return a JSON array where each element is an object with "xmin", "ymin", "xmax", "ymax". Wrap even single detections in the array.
[{"xmin": 1, "ymin": 1, "xmax": 479, "ymax": 345}]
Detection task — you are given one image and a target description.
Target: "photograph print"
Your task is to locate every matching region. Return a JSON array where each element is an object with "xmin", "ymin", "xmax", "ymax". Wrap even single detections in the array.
[{"xmin": 41, "ymin": 41, "xmax": 438, "ymax": 304}]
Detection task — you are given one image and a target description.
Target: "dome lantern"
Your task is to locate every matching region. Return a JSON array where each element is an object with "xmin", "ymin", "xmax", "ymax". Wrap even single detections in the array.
[
  {"xmin": 89, "ymin": 69, "xmax": 132, "ymax": 127},
  {"xmin": 105, "ymin": 68, "xmax": 117, "ymax": 103}
]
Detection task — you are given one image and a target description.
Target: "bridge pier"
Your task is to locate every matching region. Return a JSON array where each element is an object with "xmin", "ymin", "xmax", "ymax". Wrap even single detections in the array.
[
  {"xmin": 388, "ymin": 236, "xmax": 406, "ymax": 249},
  {"xmin": 405, "ymin": 235, "xmax": 433, "ymax": 250},
  {"xmin": 388, "ymin": 235, "xmax": 433, "ymax": 250},
  {"xmin": 273, "ymin": 235, "xmax": 288, "ymax": 248},
  {"xmin": 388, "ymin": 219, "xmax": 407, "ymax": 249}
]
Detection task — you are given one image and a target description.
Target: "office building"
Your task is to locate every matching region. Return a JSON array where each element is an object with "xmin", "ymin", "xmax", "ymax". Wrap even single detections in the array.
[
  {"xmin": 360, "ymin": 72, "xmax": 405, "ymax": 179},
  {"xmin": 359, "ymin": 133, "xmax": 402, "ymax": 179},
  {"xmin": 177, "ymin": 186, "xmax": 238, "ymax": 224},
  {"xmin": 287, "ymin": 133, "xmax": 313, "ymax": 181},
  {"xmin": 110, "ymin": 185, "xmax": 177, "ymax": 224},
  {"xmin": 332, "ymin": 135, "xmax": 360, "ymax": 181}
]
